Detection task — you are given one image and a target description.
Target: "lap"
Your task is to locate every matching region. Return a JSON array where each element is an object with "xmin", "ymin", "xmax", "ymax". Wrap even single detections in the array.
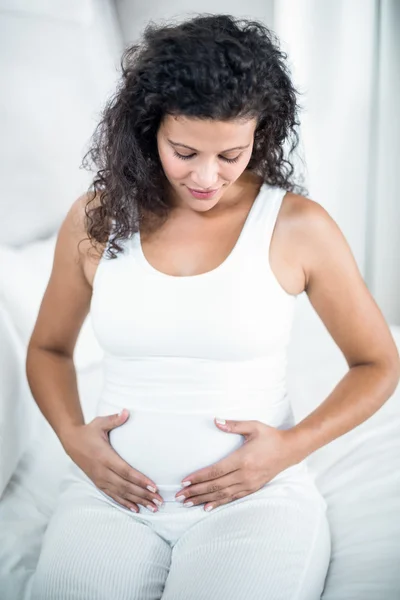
[
  {"xmin": 30, "ymin": 469, "xmax": 331, "ymax": 600},
  {"xmin": 163, "ymin": 493, "xmax": 331, "ymax": 600},
  {"xmin": 30, "ymin": 478, "xmax": 171, "ymax": 600}
]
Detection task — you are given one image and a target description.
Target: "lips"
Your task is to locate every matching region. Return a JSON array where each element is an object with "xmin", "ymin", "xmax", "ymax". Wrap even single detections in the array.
[{"xmin": 186, "ymin": 186, "xmax": 220, "ymax": 199}]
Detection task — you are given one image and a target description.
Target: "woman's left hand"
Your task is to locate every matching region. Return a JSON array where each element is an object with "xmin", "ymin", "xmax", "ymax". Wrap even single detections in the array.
[{"xmin": 175, "ymin": 418, "xmax": 300, "ymax": 511}]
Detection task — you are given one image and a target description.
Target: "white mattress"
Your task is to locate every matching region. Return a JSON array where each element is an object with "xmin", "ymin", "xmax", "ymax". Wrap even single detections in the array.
[{"xmin": 1, "ymin": 299, "xmax": 400, "ymax": 600}]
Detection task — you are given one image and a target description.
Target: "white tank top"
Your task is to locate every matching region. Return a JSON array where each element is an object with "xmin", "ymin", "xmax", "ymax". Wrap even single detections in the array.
[{"xmin": 90, "ymin": 182, "xmax": 327, "ymax": 509}]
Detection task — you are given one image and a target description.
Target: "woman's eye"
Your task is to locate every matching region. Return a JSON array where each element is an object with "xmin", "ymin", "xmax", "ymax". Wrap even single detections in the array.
[{"xmin": 173, "ymin": 150, "xmax": 240, "ymax": 164}]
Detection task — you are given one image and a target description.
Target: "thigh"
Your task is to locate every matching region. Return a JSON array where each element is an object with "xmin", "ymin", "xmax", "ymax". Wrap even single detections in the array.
[
  {"xmin": 30, "ymin": 476, "xmax": 172, "ymax": 600},
  {"xmin": 162, "ymin": 494, "xmax": 331, "ymax": 600}
]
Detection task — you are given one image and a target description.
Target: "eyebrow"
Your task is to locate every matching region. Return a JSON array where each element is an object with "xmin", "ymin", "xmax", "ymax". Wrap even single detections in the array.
[{"xmin": 167, "ymin": 139, "xmax": 250, "ymax": 153}]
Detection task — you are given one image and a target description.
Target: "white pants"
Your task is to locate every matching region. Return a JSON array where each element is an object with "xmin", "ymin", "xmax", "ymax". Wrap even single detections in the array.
[{"xmin": 29, "ymin": 463, "xmax": 331, "ymax": 600}]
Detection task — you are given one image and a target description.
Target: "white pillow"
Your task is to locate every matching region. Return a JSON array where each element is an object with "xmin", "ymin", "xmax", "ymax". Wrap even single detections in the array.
[
  {"xmin": 0, "ymin": 302, "xmax": 41, "ymax": 497},
  {"xmin": 0, "ymin": 235, "xmax": 104, "ymax": 371},
  {"xmin": 288, "ymin": 298, "xmax": 400, "ymax": 597}
]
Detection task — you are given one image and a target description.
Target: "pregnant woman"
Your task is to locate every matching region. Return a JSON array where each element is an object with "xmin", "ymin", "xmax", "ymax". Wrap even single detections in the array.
[{"xmin": 27, "ymin": 13, "xmax": 399, "ymax": 600}]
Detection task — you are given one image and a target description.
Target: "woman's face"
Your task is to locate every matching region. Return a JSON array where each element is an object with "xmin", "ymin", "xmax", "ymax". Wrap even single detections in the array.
[{"xmin": 156, "ymin": 114, "xmax": 257, "ymax": 212}]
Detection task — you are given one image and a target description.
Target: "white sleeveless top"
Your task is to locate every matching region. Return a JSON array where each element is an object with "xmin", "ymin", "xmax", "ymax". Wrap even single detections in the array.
[{"xmin": 90, "ymin": 182, "xmax": 327, "ymax": 509}]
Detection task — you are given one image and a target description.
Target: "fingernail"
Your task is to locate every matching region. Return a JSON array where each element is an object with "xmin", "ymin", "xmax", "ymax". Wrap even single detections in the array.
[
  {"xmin": 153, "ymin": 499, "xmax": 163, "ymax": 507},
  {"xmin": 147, "ymin": 485, "xmax": 157, "ymax": 493},
  {"xmin": 181, "ymin": 481, "xmax": 191, "ymax": 487},
  {"xmin": 216, "ymin": 418, "xmax": 226, "ymax": 425},
  {"xmin": 205, "ymin": 505, "xmax": 214, "ymax": 512},
  {"xmin": 175, "ymin": 495, "xmax": 185, "ymax": 502}
]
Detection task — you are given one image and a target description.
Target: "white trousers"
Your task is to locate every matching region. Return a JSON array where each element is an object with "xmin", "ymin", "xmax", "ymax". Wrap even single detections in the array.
[{"xmin": 29, "ymin": 463, "xmax": 331, "ymax": 600}]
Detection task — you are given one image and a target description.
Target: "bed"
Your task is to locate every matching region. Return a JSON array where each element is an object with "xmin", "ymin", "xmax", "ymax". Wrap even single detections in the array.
[{"xmin": 1, "ymin": 3, "xmax": 400, "ymax": 597}]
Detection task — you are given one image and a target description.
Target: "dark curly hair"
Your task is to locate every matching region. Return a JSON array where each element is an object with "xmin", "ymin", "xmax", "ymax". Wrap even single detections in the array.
[{"xmin": 81, "ymin": 13, "xmax": 307, "ymax": 259}]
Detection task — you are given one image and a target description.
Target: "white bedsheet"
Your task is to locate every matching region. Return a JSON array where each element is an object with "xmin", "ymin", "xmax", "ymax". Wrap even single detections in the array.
[
  {"xmin": 1, "ymin": 298, "xmax": 399, "ymax": 600},
  {"xmin": 0, "ymin": 365, "xmax": 104, "ymax": 600}
]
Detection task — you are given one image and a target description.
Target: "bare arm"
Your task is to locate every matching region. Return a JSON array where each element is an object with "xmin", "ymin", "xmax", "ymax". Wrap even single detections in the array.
[
  {"xmin": 285, "ymin": 197, "xmax": 400, "ymax": 461},
  {"xmin": 25, "ymin": 197, "xmax": 165, "ymax": 512},
  {"xmin": 25, "ymin": 193, "xmax": 96, "ymax": 447}
]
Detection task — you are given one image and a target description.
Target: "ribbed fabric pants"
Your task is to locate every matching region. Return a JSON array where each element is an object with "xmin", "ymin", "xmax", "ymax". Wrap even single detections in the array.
[{"xmin": 29, "ymin": 464, "xmax": 331, "ymax": 600}]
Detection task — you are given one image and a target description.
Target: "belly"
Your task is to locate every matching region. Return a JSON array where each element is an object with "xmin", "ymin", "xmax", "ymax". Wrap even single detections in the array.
[{"xmin": 96, "ymin": 398, "xmax": 246, "ymax": 501}]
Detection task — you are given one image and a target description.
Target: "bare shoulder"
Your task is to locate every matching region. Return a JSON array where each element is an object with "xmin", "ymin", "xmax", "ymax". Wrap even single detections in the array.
[
  {"xmin": 28, "ymin": 191, "xmax": 103, "ymax": 354},
  {"xmin": 279, "ymin": 191, "xmax": 332, "ymax": 240},
  {"xmin": 279, "ymin": 193, "xmax": 400, "ymax": 373},
  {"xmin": 273, "ymin": 191, "xmax": 341, "ymax": 293},
  {"xmin": 269, "ymin": 191, "xmax": 324, "ymax": 295}
]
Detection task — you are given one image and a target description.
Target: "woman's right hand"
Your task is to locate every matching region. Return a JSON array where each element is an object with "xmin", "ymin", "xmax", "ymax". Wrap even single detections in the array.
[{"xmin": 61, "ymin": 409, "xmax": 164, "ymax": 513}]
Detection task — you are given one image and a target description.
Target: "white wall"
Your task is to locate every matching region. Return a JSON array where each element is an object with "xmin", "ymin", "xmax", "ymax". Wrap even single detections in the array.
[
  {"xmin": 367, "ymin": 0, "xmax": 400, "ymax": 325},
  {"xmin": 0, "ymin": 0, "xmax": 123, "ymax": 246},
  {"xmin": 115, "ymin": 0, "xmax": 274, "ymax": 45},
  {"xmin": 274, "ymin": 0, "xmax": 378, "ymax": 278}
]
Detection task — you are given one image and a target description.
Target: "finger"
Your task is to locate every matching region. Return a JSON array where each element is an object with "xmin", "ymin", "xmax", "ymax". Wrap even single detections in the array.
[
  {"xmin": 103, "ymin": 486, "xmax": 159, "ymax": 513},
  {"xmin": 101, "ymin": 487, "xmax": 139, "ymax": 513},
  {"xmin": 123, "ymin": 493, "xmax": 160, "ymax": 512},
  {"xmin": 105, "ymin": 469, "xmax": 164, "ymax": 505},
  {"xmin": 104, "ymin": 480, "xmax": 159, "ymax": 512},
  {"xmin": 180, "ymin": 484, "xmax": 244, "ymax": 508},
  {"xmin": 178, "ymin": 472, "xmax": 238, "ymax": 499},
  {"xmin": 112, "ymin": 489, "xmax": 159, "ymax": 512},
  {"xmin": 96, "ymin": 409, "xmax": 129, "ymax": 433},
  {"xmin": 203, "ymin": 488, "xmax": 250, "ymax": 512},
  {"xmin": 182, "ymin": 462, "xmax": 241, "ymax": 488},
  {"xmin": 104, "ymin": 450, "xmax": 158, "ymax": 492}
]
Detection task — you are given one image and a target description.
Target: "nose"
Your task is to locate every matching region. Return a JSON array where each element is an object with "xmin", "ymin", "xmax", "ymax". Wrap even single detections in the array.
[{"xmin": 191, "ymin": 162, "xmax": 219, "ymax": 189}]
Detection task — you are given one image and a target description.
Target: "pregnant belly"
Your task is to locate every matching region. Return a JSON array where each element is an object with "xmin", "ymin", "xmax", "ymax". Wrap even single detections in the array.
[{"xmin": 96, "ymin": 399, "xmax": 245, "ymax": 501}]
